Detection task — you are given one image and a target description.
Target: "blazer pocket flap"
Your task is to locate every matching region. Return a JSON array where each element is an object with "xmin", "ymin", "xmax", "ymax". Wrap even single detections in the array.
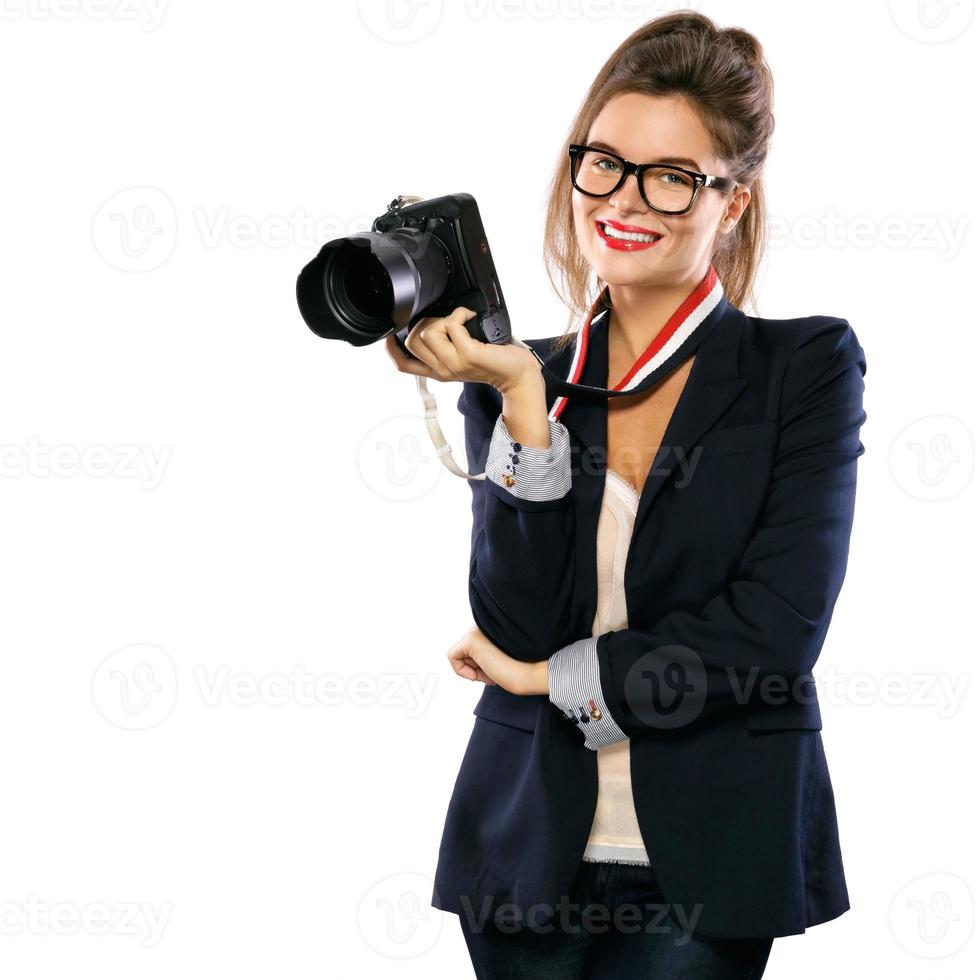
[
  {"xmin": 473, "ymin": 684, "xmax": 540, "ymax": 733},
  {"xmin": 744, "ymin": 697, "xmax": 823, "ymax": 732},
  {"xmin": 697, "ymin": 421, "xmax": 779, "ymax": 458}
]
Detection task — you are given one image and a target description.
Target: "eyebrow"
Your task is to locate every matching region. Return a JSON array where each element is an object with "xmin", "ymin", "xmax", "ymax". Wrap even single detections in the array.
[{"xmin": 586, "ymin": 140, "xmax": 704, "ymax": 171}]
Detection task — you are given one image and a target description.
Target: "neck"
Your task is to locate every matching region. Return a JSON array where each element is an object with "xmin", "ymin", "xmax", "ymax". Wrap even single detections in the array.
[{"xmin": 606, "ymin": 267, "xmax": 711, "ymax": 364}]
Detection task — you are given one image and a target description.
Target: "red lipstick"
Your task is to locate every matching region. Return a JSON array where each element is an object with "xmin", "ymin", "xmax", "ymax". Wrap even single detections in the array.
[{"xmin": 595, "ymin": 217, "xmax": 663, "ymax": 252}]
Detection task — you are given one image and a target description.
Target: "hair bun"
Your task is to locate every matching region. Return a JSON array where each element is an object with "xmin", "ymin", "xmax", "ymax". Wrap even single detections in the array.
[{"xmin": 723, "ymin": 27, "xmax": 763, "ymax": 66}]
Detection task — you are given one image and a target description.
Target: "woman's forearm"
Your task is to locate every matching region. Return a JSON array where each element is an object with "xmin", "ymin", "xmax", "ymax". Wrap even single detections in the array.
[
  {"xmin": 459, "ymin": 378, "xmax": 577, "ymax": 662},
  {"xmin": 499, "ymin": 373, "xmax": 552, "ymax": 450}
]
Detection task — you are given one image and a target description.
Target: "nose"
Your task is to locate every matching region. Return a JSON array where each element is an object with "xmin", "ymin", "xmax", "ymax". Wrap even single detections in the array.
[{"xmin": 607, "ymin": 172, "xmax": 651, "ymax": 218}]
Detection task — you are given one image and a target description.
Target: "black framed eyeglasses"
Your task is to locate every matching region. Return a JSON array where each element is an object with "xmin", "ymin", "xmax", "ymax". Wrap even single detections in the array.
[{"xmin": 568, "ymin": 143, "xmax": 737, "ymax": 216}]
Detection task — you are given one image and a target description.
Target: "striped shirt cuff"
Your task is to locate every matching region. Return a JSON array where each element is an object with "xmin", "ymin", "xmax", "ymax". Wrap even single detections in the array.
[
  {"xmin": 547, "ymin": 636, "xmax": 628, "ymax": 750},
  {"xmin": 484, "ymin": 413, "xmax": 572, "ymax": 502}
]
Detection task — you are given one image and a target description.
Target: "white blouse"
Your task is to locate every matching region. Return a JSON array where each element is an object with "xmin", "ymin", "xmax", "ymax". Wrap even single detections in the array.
[{"xmin": 581, "ymin": 468, "xmax": 651, "ymax": 865}]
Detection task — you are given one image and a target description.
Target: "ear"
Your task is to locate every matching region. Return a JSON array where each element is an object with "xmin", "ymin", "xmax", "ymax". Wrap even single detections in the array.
[{"xmin": 721, "ymin": 184, "xmax": 752, "ymax": 232}]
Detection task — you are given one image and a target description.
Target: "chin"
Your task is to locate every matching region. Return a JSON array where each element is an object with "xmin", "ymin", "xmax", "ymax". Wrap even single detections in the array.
[{"xmin": 593, "ymin": 255, "xmax": 668, "ymax": 283}]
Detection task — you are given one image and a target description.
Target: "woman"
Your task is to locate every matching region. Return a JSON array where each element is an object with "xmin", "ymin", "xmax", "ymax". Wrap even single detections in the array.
[{"xmin": 386, "ymin": 12, "xmax": 866, "ymax": 978}]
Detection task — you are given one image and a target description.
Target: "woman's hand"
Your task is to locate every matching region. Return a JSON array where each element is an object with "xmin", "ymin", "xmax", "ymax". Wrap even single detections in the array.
[
  {"xmin": 447, "ymin": 624, "xmax": 549, "ymax": 696},
  {"xmin": 384, "ymin": 306, "xmax": 541, "ymax": 395}
]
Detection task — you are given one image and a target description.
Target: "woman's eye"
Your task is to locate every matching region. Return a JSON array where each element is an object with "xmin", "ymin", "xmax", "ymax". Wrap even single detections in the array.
[{"xmin": 651, "ymin": 170, "xmax": 693, "ymax": 188}]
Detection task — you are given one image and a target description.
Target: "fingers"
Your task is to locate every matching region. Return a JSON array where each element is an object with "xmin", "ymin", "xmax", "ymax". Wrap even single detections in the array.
[
  {"xmin": 448, "ymin": 634, "xmax": 496, "ymax": 686},
  {"xmin": 383, "ymin": 332, "xmax": 439, "ymax": 379},
  {"xmin": 452, "ymin": 658, "xmax": 477, "ymax": 681},
  {"xmin": 447, "ymin": 639, "xmax": 475, "ymax": 680},
  {"xmin": 441, "ymin": 308, "xmax": 483, "ymax": 365},
  {"xmin": 394, "ymin": 308, "xmax": 477, "ymax": 380},
  {"xmin": 426, "ymin": 307, "xmax": 478, "ymax": 367},
  {"xmin": 452, "ymin": 657, "xmax": 495, "ymax": 685},
  {"xmin": 450, "ymin": 653, "xmax": 494, "ymax": 685},
  {"xmin": 467, "ymin": 660, "xmax": 496, "ymax": 685}
]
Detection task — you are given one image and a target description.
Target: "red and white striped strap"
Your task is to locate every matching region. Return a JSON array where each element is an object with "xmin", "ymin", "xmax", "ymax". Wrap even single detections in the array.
[{"xmin": 548, "ymin": 264, "xmax": 724, "ymax": 421}]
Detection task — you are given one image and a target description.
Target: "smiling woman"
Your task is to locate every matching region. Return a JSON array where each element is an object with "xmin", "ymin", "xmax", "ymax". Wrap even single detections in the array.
[{"xmin": 419, "ymin": 9, "xmax": 866, "ymax": 980}]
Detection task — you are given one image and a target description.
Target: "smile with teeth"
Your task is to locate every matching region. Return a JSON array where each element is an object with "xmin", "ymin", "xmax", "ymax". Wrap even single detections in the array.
[
  {"xmin": 596, "ymin": 219, "xmax": 663, "ymax": 245},
  {"xmin": 601, "ymin": 223, "xmax": 658, "ymax": 242}
]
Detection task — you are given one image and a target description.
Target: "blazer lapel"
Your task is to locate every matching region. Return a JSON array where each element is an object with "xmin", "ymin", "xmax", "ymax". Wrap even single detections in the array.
[
  {"xmin": 544, "ymin": 295, "xmax": 749, "ymax": 534},
  {"xmin": 632, "ymin": 297, "xmax": 748, "ymax": 530}
]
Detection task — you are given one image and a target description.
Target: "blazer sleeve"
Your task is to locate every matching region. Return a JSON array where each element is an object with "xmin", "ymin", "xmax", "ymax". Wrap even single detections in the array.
[
  {"xmin": 547, "ymin": 318, "xmax": 868, "ymax": 749},
  {"xmin": 459, "ymin": 380, "xmax": 577, "ymax": 663}
]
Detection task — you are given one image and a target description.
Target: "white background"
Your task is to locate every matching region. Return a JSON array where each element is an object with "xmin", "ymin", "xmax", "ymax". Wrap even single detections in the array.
[{"xmin": 1, "ymin": 1, "xmax": 977, "ymax": 977}]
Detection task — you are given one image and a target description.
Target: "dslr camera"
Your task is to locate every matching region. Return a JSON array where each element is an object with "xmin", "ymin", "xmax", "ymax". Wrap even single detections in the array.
[{"xmin": 296, "ymin": 193, "xmax": 512, "ymax": 356}]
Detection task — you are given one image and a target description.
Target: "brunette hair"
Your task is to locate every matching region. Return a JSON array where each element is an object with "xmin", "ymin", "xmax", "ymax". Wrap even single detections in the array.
[{"xmin": 543, "ymin": 10, "xmax": 774, "ymax": 349}]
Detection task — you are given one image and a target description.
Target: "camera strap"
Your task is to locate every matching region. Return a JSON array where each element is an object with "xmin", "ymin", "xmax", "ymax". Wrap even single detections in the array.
[
  {"xmin": 416, "ymin": 264, "xmax": 727, "ymax": 482},
  {"xmin": 530, "ymin": 264, "xmax": 726, "ymax": 419}
]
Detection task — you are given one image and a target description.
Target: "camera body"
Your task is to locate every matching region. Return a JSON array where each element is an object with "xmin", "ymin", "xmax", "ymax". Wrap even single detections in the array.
[{"xmin": 296, "ymin": 192, "xmax": 512, "ymax": 353}]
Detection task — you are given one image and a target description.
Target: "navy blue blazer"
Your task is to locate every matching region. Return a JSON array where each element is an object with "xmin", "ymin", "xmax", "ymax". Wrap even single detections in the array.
[{"xmin": 431, "ymin": 290, "xmax": 867, "ymax": 939}]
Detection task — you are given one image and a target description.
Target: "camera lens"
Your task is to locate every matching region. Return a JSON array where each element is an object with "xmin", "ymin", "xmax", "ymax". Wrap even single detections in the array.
[
  {"xmin": 324, "ymin": 241, "xmax": 395, "ymax": 333},
  {"xmin": 338, "ymin": 246, "xmax": 393, "ymax": 321},
  {"xmin": 297, "ymin": 229, "xmax": 450, "ymax": 345}
]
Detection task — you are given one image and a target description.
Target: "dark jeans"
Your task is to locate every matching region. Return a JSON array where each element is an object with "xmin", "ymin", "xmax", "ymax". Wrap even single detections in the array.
[{"xmin": 458, "ymin": 860, "xmax": 774, "ymax": 979}]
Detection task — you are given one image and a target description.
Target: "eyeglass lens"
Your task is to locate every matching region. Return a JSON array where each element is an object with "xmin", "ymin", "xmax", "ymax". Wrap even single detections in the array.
[{"xmin": 572, "ymin": 148, "xmax": 696, "ymax": 212}]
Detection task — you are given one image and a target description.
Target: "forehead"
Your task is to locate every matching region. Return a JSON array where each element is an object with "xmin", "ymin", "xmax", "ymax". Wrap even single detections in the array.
[{"xmin": 586, "ymin": 92, "xmax": 717, "ymax": 167}]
